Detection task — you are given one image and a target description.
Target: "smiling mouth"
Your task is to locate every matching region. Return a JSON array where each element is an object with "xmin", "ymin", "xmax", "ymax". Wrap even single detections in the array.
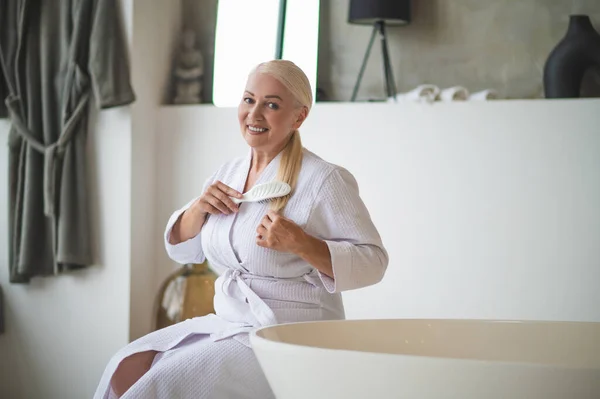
[{"xmin": 247, "ymin": 125, "xmax": 269, "ymax": 134}]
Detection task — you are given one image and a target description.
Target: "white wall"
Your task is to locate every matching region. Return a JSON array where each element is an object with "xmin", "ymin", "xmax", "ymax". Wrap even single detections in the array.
[
  {"xmin": 0, "ymin": 106, "xmax": 132, "ymax": 398},
  {"xmin": 156, "ymin": 99, "xmax": 600, "ymax": 323},
  {"xmin": 0, "ymin": 0, "xmax": 135, "ymax": 392},
  {"xmin": 0, "ymin": 0, "xmax": 183, "ymax": 396},
  {"xmin": 129, "ymin": 0, "xmax": 182, "ymax": 342}
]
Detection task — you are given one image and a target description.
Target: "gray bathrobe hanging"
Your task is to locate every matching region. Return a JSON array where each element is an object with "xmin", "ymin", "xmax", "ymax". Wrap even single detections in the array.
[{"xmin": 0, "ymin": 0, "xmax": 135, "ymax": 283}]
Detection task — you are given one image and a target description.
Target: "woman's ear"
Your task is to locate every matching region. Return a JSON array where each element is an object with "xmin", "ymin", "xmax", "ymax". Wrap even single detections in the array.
[{"xmin": 292, "ymin": 106, "xmax": 308, "ymax": 129}]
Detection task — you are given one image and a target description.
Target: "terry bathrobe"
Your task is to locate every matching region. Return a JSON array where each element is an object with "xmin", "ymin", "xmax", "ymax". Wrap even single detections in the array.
[
  {"xmin": 94, "ymin": 148, "xmax": 389, "ymax": 399},
  {"xmin": 0, "ymin": 0, "xmax": 135, "ymax": 282}
]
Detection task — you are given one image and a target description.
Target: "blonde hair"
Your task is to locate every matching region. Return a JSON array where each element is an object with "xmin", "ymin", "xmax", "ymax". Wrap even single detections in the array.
[{"xmin": 251, "ymin": 60, "xmax": 313, "ymax": 212}]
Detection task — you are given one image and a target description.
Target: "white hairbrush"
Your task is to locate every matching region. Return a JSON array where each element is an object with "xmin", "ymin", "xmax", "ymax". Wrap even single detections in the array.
[{"xmin": 231, "ymin": 181, "xmax": 291, "ymax": 204}]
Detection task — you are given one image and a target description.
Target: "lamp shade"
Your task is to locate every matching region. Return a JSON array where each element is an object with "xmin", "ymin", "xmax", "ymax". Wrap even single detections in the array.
[{"xmin": 348, "ymin": 0, "xmax": 411, "ymax": 26}]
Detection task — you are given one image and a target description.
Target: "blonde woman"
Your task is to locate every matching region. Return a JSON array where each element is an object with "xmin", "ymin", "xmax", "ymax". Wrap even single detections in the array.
[{"xmin": 94, "ymin": 60, "xmax": 388, "ymax": 399}]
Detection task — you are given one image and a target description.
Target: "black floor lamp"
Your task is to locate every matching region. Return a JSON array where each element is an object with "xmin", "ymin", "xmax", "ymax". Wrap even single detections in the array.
[{"xmin": 349, "ymin": 0, "xmax": 411, "ymax": 102}]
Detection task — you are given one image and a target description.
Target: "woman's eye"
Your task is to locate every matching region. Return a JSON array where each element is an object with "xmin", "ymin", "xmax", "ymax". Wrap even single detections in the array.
[
  {"xmin": 267, "ymin": 102, "xmax": 279, "ymax": 110},
  {"xmin": 244, "ymin": 97, "xmax": 254, "ymax": 104}
]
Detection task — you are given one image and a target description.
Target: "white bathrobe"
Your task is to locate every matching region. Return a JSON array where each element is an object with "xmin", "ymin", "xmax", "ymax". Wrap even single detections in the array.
[{"xmin": 94, "ymin": 148, "xmax": 388, "ymax": 399}]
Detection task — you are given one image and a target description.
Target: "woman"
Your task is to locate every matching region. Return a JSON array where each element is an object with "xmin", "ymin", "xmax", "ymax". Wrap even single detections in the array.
[{"xmin": 94, "ymin": 60, "xmax": 388, "ymax": 398}]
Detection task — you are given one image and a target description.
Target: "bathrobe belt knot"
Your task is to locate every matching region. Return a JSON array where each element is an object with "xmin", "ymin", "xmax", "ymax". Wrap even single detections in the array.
[{"xmin": 5, "ymin": 91, "xmax": 90, "ymax": 217}]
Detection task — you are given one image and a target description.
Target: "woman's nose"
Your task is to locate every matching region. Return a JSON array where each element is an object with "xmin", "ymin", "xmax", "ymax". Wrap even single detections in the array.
[{"xmin": 248, "ymin": 105, "xmax": 264, "ymax": 120}]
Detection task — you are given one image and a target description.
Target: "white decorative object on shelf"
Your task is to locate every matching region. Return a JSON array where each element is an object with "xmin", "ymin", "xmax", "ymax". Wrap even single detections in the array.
[
  {"xmin": 388, "ymin": 84, "xmax": 440, "ymax": 103},
  {"xmin": 387, "ymin": 85, "xmax": 501, "ymax": 103},
  {"xmin": 439, "ymin": 85, "xmax": 470, "ymax": 101},
  {"xmin": 172, "ymin": 29, "xmax": 204, "ymax": 104},
  {"xmin": 469, "ymin": 89, "xmax": 499, "ymax": 101}
]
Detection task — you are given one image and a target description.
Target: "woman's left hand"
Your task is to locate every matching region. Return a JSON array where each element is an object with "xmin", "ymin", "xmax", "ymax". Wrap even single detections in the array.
[
  {"xmin": 256, "ymin": 210, "xmax": 306, "ymax": 253},
  {"xmin": 257, "ymin": 210, "xmax": 334, "ymax": 278}
]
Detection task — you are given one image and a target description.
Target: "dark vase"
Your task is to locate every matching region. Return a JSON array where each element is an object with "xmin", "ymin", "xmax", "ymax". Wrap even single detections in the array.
[{"xmin": 543, "ymin": 15, "xmax": 600, "ymax": 98}]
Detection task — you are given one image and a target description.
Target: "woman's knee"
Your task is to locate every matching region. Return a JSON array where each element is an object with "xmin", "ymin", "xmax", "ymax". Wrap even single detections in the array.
[{"xmin": 111, "ymin": 350, "xmax": 158, "ymax": 397}]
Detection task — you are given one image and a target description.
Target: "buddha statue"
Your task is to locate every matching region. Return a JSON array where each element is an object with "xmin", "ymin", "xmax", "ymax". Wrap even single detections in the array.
[{"xmin": 172, "ymin": 29, "xmax": 204, "ymax": 104}]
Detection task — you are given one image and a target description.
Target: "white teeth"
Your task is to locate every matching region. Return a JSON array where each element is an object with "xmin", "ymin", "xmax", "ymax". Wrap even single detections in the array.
[{"xmin": 248, "ymin": 126, "xmax": 268, "ymax": 133}]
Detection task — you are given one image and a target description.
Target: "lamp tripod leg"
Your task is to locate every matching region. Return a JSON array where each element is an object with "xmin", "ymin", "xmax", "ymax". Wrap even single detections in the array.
[
  {"xmin": 378, "ymin": 22, "xmax": 397, "ymax": 101},
  {"xmin": 351, "ymin": 23, "xmax": 378, "ymax": 102}
]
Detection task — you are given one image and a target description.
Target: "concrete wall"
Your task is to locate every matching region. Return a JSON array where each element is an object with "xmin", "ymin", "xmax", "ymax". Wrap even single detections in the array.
[
  {"xmin": 182, "ymin": 0, "xmax": 600, "ymax": 102},
  {"xmin": 318, "ymin": 0, "xmax": 600, "ymax": 101}
]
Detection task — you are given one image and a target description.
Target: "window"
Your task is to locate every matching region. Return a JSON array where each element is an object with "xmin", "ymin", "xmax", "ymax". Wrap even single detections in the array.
[{"xmin": 213, "ymin": 0, "xmax": 320, "ymax": 107}]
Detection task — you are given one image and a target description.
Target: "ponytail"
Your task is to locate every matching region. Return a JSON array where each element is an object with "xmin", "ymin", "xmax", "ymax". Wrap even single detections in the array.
[{"xmin": 271, "ymin": 130, "xmax": 303, "ymax": 212}]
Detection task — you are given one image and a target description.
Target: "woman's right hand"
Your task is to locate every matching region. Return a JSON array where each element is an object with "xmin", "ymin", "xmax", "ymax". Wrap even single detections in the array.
[
  {"xmin": 170, "ymin": 181, "xmax": 243, "ymax": 244},
  {"xmin": 194, "ymin": 180, "xmax": 243, "ymax": 216}
]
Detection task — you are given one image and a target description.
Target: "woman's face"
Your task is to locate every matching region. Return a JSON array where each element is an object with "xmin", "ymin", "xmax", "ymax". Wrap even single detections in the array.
[{"xmin": 238, "ymin": 72, "xmax": 307, "ymax": 156}]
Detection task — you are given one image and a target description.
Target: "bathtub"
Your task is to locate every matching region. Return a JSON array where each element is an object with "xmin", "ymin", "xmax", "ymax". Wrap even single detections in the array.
[{"xmin": 250, "ymin": 319, "xmax": 600, "ymax": 398}]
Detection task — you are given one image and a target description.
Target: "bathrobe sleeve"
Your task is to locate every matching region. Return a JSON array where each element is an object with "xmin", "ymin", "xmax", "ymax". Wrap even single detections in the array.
[
  {"xmin": 306, "ymin": 167, "xmax": 389, "ymax": 293},
  {"xmin": 88, "ymin": 0, "xmax": 136, "ymax": 109},
  {"xmin": 164, "ymin": 175, "xmax": 215, "ymax": 264}
]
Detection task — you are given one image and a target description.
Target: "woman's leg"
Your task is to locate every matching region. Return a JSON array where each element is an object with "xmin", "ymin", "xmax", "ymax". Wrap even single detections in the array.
[
  {"xmin": 128, "ymin": 338, "xmax": 274, "ymax": 398},
  {"xmin": 111, "ymin": 350, "xmax": 159, "ymax": 397}
]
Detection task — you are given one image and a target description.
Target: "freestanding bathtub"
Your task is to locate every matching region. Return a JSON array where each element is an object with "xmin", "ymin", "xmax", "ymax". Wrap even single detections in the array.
[{"xmin": 250, "ymin": 319, "xmax": 600, "ymax": 399}]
